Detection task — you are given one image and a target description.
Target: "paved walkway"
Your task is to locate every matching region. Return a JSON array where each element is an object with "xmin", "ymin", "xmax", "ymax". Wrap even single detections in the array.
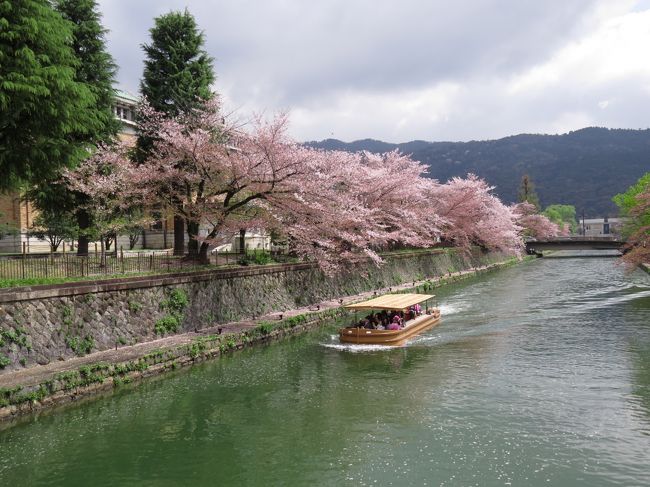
[{"xmin": 0, "ymin": 265, "xmax": 500, "ymax": 390}]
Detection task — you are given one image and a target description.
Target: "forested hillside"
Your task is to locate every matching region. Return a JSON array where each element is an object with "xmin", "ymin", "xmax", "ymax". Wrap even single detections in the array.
[{"xmin": 307, "ymin": 127, "xmax": 650, "ymax": 217}]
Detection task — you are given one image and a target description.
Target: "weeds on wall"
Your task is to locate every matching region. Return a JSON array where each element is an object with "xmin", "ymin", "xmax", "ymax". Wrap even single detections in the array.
[
  {"xmin": 155, "ymin": 288, "xmax": 189, "ymax": 336},
  {"xmin": 58, "ymin": 304, "xmax": 96, "ymax": 357},
  {"xmin": 154, "ymin": 316, "xmax": 180, "ymax": 335},
  {"xmin": 128, "ymin": 300, "xmax": 142, "ymax": 313},
  {"xmin": 0, "ymin": 326, "xmax": 32, "ymax": 368},
  {"xmin": 65, "ymin": 335, "xmax": 95, "ymax": 357}
]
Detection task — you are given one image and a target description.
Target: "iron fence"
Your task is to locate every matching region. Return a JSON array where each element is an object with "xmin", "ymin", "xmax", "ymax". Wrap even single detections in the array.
[{"xmin": 0, "ymin": 249, "xmax": 293, "ymax": 281}]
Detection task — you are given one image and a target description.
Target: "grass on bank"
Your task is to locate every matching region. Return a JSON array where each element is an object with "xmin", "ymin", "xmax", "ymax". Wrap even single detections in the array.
[{"xmin": 0, "ymin": 266, "xmax": 216, "ymax": 289}]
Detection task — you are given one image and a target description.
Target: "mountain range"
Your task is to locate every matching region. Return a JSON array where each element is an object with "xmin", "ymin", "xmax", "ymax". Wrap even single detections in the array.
[{"xmin": 306, "ymin": 127, "xmax": 650, "ymax": 217}]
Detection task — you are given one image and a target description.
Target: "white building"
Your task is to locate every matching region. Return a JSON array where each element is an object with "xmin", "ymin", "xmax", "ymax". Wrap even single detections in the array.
[{"xmin": 579, "ymin": 217, "xmax": 624, "ymax": 237}]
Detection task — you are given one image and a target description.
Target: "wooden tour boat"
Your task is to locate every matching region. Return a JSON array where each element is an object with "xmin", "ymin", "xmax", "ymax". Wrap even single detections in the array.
[{"xmin": 339, "ymin": 293, "xmax": 441, "ymax": 346}]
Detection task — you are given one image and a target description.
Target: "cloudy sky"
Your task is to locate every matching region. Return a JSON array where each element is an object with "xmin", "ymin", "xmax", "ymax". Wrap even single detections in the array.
[{"xmin": 98, "ymin": 0, "xmax": 650, "ymax": 142}]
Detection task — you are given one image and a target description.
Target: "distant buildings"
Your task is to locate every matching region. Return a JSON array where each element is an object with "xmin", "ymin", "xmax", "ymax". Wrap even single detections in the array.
[
  {"xmin": 579, "ymin": 217, "xmax": 624, "ymax": 237},
  {"xmin": 113, "ymin": 90, "xmax": 138, "ymax": 142}
]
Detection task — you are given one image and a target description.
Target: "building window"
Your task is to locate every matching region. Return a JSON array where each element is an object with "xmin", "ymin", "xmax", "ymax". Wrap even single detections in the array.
[{"xmin": 150, "ymin": 209, "xmax": 163, "ymax": 231}]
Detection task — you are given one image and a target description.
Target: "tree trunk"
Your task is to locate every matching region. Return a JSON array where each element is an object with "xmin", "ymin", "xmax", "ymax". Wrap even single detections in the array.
[
  {"xmin": 77, "ymin": 209, "xmax": 90, "ymax": 256},
  {"xmin": 186, "ymin": 220, "xmax": 200, "ymax": 260},
  {"xmin": 239, "ymin": 228, "xmax": 246, "ymax": 254},
  {"xmin": 173, "ymin": 215, "xmax": 185, "ymax": 256},
  {"xmin": 100, "ymin": 236, "xmax": 106, "ymax": 268},
  {"xmin": 199, "ymin": 241, "xmax": 210, "ymax": 264}
]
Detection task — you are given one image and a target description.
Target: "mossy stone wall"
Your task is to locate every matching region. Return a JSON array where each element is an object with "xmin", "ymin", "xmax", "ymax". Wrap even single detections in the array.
[{"xmin": 0, "ymin": 250, "xmax": 505, "ymax": 373}]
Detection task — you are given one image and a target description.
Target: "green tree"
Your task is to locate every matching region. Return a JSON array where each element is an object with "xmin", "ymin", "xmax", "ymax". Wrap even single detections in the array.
[
  {"xmin": 54, "ymin": 0, "xmax": 119, "ymax": 143},
  {"xmin": 613, "ymin": 173, "xmax": 650, "ymax": 218},
  {"xmin": 517, "ymin": 174, "xmax": 540, "ymax": 210},
  {"xmin": 613, "ymin": 173, "xmax": 650, "ymax": 265},
  {"xmin": 52, "ymin": 0, "xmax": 119, "ymax": 256},
  {"xmin": 138, "ymin": 9, "xmax": 215, "ymax": 256},
  {"xmin": 0, "ymin": 0, "xmax": 100, "ymax": 189},
  {"xmin": 27, "ymin": 208, "xmax": 79, "ymax": 252},
  {"xmin": 140, "ymin": 9, "xmax": 214, "ymax": 117},
  {"xmin": 543, "ymin": 204, "xmax": 577, "ymax": 234},
  {"xmin": 613, "ymin": 172, "xmax": 650, "ymax": 237}
]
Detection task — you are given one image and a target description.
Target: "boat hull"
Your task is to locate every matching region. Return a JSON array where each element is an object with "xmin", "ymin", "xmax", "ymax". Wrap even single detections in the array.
[{"xmin": 338, "ymin": 310, "xmax": 441, "ymax": 346}]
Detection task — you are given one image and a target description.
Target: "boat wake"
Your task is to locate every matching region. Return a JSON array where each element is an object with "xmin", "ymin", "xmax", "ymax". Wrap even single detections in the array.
[
  {"xmin": 321, "ymin": 335, "xmax": 399, "ymax": 352},
  {"xmin": 438, "ymin": 303, "xmax": 463, "ymax": 316}
]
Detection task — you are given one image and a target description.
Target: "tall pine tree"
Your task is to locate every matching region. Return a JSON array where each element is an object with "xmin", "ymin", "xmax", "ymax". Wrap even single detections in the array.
[
  {"xmin": 55, "ymin": 0, "xmax": 119, "ymax": 143},
  {"xmin": 138, "ymin": 9, "xmax": 215, "ymax": 256},
  {"xmin": 29, "ymin": 0, "xmax": 119, "ymax": 255},
  {"xmin": 0, "ymin": 0, "xmax": 99, "ymax": 189},
  {"xmin": 517, "ymin": 174, "xmax": 541, "ymax": 210}
]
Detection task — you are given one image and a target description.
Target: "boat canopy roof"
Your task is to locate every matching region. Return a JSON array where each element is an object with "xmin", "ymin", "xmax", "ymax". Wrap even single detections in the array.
[{"xmin": 345, "ymin": 293, "xmax": 434, "ymax": 311}]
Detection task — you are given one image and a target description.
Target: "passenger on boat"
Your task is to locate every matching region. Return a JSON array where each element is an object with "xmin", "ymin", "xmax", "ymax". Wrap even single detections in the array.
[{"xmin": 379, "ymin": 310, "xmax": 389, "ymax": 326}]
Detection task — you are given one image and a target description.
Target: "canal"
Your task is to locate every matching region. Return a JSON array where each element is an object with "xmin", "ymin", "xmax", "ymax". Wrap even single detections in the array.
[{"xmin": 1, "ymin": 258, "xmax": 650, "ymax": 486}]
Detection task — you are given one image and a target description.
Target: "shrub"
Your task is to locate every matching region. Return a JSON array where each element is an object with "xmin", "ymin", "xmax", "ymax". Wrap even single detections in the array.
[
  {"xmin": 155, "ymin": 288, "xmax": 189, "ymax": 335},
  {"xmin": 0, "ymin": 354, "xmax": 10, "ymax": 369},
  {"xmin": 164, "ymin": 289, "xmax": 189, "ymax": 315},
  {"xmin": 257, "ymin": 322, "xmax": 274, "ymax": 335},
  {"xmin": 251, "ymin": 251, "xmax": 272, "ymax": 265},
  {"xmin": 155, "ymin": 315, "xmax": 180, "ymax": 335},
  {"xmin": 65, "ymin": 335, "xmax": 95, "ymax": 356}
]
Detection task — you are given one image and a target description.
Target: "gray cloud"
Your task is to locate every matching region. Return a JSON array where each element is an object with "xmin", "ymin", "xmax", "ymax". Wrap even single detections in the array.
[{"xmin": 97, "ymin": 0, "xmax": 650, "ymax": 141}]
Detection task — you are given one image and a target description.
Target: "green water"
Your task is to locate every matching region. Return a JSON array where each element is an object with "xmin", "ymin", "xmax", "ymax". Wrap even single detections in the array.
[{"xmin": 1, "ymin": 258, "xmax": 650, "ymax": 486}]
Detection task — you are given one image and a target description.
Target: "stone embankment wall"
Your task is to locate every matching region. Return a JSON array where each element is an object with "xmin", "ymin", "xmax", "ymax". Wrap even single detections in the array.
[{"xmin": 0, "ymin": 250, "xmax": 504, "ymax": 374}]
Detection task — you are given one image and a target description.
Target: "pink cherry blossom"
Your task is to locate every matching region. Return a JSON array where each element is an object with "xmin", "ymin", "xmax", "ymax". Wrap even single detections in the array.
[
  {"xmin": 428, "ymin": 174, "xmax": 523, "ymax": 255},
  {"xmin": 65, "ymin": 99, "xmax": 526, "ymax": 272},
  {"xmin": 511, "ymin": 202, "xmax": 560, "ymax": 240}
]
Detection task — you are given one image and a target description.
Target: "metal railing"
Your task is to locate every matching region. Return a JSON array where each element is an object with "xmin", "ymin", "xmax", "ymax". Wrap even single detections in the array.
[{"xmin": 0, "ymin": 249, "xmax": 293, "ymax": 281}]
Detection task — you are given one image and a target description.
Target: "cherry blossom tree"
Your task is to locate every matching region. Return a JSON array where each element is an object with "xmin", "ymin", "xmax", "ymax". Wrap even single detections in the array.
[
  {"xmin": 63, "ymin": 142, "xmax": 149, "ymax": 265},
  {"xmin": 266, "ymin": 149, "xmax": 443, "ymax": 271},
  {"xmin": 427, "ymin": 174, "xmax": 522, "ymax": 255},
  {"xmin": 134, "ymin": 100, "xmax": 446, "ymax": 268},
  {"xmin": 614, "ymin": 173, "xmax": 650, "ymax": 267},
  {"xmin": 621, "ymin": 188, "xmax": 650, "ymax": 266},
  {"xmin": 67, "ymin": 99, "xmax": 527, "ymax": 272},
  {"xmin": 512, "ymin": 202, "xmax": 561, "ymax": 239}
]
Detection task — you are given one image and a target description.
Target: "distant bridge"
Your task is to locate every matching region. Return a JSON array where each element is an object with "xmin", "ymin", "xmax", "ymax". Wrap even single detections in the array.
[{"xmin": 525, "ymin": 236, "xmax": 625, "ymax": 254}]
